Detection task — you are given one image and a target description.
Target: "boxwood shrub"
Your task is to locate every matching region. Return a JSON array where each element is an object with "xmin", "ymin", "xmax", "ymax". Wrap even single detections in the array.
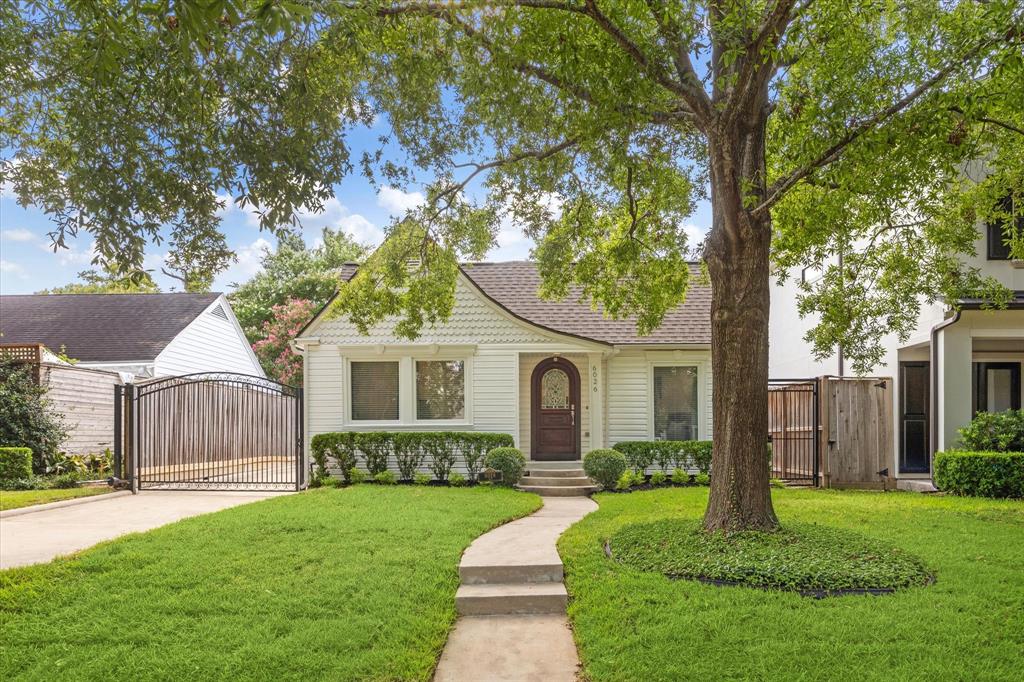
[
  {"xmin": 0, "ymin": 446, "xmax": 33, "ymax": 482},
  {"xmin": 309, "ymin": 431, "xmax": 514, "ymax": 483},
  {"xmin": 612, "ymin": 440, "xmax": 713, "ymax": 474},
  {"xmin": 484, "ymin": 447, "xmax": 526, "ymax": 487},
  {"xmin": 957, "ymin": 409, "xmax": 1024, "ymax": 452},
  {"xmin": 583, "ymin": 448, "xmax": 626, "ymax": 489},
  {"xmin": 933, "ymin": 450, "xmax": 1024, "ymax": 498}
]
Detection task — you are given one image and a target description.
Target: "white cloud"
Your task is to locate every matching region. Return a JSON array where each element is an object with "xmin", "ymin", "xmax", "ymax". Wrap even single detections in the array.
[
  {"xmin": 0, "ymin": 259, "xmax": 27, "ymax": 278},
  {"xmin": 212, "ymin": 237, "xmax": 274, "ymax": 292},
  {"xmin": 682, "ymin": 223, "xmax": 708, "ymax": 254},
  {"xmin": 377, "ymin": 186, "xmax": 426, "ymax": 216},
  {"xmin": 39, "ymin": 240, "xmax": 97, "ymax": 267},
  {"xmin": 1, "ymin": 228, "xmax": 34, "ymax": 242},
  {"xmin": 337, "ymin": 213, "xmax": 385, "ymax": 246}
]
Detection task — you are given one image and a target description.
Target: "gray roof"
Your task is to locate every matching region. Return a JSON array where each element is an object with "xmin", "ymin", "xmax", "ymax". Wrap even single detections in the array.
[
  {"xmin": 332, "ymin": 261, "xmax": 711, "ymax": 345},
  {"xmin": 0, "ymin": 293, "xmax": 221, "ymax": 362}
]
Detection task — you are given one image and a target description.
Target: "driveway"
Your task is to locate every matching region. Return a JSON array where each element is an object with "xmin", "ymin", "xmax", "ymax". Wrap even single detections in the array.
[{"xmin": 0, "ymin": 490, "xmax": 288, "ymax": 569}]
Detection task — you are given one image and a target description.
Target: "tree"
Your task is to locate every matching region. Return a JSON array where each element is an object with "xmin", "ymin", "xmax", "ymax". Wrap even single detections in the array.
[
  {"xmin": 2, "ymin": 1, "xmax": 1021, "ymax": 530},
  {"xmin": 252, "ymin": 298, "xmax": 317, "ymax": 386},
  {"xmin": 229, "ymin": 227, "xmax": 367, "ymax": 344},
  {"xmin": 0, "ymin": 358, "xmax": 68, "ymax": 474},
  {"xmin": 37, "ymin": 268, "xmax": 160, "ymax": 295}
]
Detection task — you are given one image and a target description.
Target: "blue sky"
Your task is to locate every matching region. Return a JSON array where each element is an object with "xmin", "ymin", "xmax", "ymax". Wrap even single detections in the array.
[{"xmin": 1, "ymin": 121, "xmax": 711, "ymax": 295}]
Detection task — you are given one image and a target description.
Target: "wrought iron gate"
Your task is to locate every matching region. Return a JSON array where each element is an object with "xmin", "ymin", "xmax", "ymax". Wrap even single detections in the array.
[
  {"xmin": 115, "ymin": 373, "xmax": 302, "ymax": 491},
  {"xmin": 768, "ymin": 378, "xmax": 820, "ymax": 486}
]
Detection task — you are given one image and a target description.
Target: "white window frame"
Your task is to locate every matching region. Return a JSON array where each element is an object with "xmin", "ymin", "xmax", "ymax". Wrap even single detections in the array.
[
  {"xmin": 341, "ymin": 351, "xmax": 474, "ymax": 428},
  {"xmin": 647, "ymin": 361, "xmax": 701, "ymax": 441}
]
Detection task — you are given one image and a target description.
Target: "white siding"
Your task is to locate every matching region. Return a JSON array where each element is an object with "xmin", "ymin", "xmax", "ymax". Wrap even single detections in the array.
[
  {"xmin": 310, "ymin": 276, "xmax": 552, "ymax": 346},
  {"xmin": 606, "ymin": 349, "xmax": 713, "ymax": 447},
  {"xmin": 472, "ymin": 350, "xmax": 519, "ymax": 440},
  {"xmin": 154, "ymin": 297, "xmax": 263, "ymax": 377}
]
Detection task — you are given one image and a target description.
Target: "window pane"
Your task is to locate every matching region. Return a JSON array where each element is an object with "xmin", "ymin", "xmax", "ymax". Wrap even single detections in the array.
[
  {"xmin": 988, "ymin": 368, "xmax": 1015, "ymax": 412},
  {"xmin": 541, "ymin": 369, "xmax": 570, "ymax": 409},
  {"xmin": 351, "ymin": 361, "xmax": 399, "ymax": 421},
  {"xmin": 654, "ymin": 366, "xmax": 698, "ymax": 440},
  {"xmin": 416, "ymin": 360, "xmax": 465, "ymax": 420}
]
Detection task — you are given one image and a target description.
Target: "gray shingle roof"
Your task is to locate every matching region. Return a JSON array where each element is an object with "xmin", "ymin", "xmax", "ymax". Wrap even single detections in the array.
[
  {"xmin": 0, "ymin": 293, "xmax": 221, "ymax": 362},
  {"xmin": 460, "ymin": 262, "xmax": 711, "ymax": 345}
]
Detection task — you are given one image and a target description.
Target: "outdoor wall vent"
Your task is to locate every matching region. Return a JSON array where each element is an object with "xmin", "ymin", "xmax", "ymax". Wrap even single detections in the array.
[{"xmin": 209, "ymin": 304, "xmax": 228, "ymax": 321}]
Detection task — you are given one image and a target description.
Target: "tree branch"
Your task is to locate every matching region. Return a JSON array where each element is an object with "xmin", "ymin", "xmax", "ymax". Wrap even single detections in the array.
[
  {"xmin": 640, "ymin": 0, "xmax": 715, "ymax": 123},
  {"xmin": 752, "ymin": 43, "xmax": 989, "ymax": 216},
  {"xmin": 949, "ymin": 106, "xmax": 1024, "ymax": 137}
]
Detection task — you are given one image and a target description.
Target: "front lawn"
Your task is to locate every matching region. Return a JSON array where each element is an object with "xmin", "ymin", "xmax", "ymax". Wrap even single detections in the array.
[
  {"xmin": 560, "ymin": 487, "xmax": 1024, "ymax": 681},
  {"xmin": 0, "ymin": 487, "xmax": 115, "ymax": 511},
  {"xmin": 1, "ymin": 486, "xmax": 540, "ymax": 681}
]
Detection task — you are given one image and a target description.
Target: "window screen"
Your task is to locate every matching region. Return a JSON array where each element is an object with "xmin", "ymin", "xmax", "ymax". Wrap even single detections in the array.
[
  {"xmin": 351, "ymin": 361, "xmax": 399, "ymax": 421},
  {"xmin": 416, "ymin": 360, "xmax": 465, "ymax": 420},
  {"xmin": 653, "ymin": 366, "xmax": 698, "ymax": 441}
]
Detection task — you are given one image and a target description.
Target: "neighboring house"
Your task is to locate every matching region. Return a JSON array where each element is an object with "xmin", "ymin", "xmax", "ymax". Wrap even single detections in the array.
[
  {"xmin": 0, "ymin": 292, "xmax": 263, "ymax": 380},
  {"xmin": 770, "ymin": 206, "xmax": 1024, "ymax": 482},
  {"xmin": 295, "ymin": 262, "xmax": 712, "ymax": 464}
]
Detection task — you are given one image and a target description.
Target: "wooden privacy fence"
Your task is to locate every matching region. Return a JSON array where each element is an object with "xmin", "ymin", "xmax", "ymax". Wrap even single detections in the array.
[
  {"xmin": 117, "ymin": 373, "xmax": 303, "ymax": 491},
  {"xmin": 768, "ymin": 376, "xmax": 894, "ymax": 489}
]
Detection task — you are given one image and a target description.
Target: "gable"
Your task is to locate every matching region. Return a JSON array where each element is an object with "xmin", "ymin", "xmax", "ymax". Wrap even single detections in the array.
[
  {"xmin": 154, "ymin": 297, "xmax": 264, "ymax": 376},
  {"xmin": 310, "ymin": 275, "xmax": 556, "ymax": 346}
]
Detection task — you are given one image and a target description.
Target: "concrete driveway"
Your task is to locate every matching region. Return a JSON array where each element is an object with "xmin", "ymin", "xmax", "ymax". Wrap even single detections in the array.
[{"xmin": 0, "ymin": 490, "xmax": 288, "ymax": 569}]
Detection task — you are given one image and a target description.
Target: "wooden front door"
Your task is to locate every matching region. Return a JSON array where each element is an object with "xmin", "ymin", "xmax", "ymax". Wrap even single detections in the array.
[{"xmin": 530, "ymin": 358, "xmax": 580, "ymax": 461}]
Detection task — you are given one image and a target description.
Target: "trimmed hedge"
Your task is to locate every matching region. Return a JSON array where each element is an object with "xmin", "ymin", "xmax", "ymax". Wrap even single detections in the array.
[
  {"xmin": 583, "ymin": 449, "xmax": 627, "ymax": 489},
  {"xmin": 958, "ymin": 409, "xmax": 1024, "ymax": 452},
  {"xmin": 0, "ymin": 446, "xmax": 33, "ymax": 482},
  {"xmin": 612, "ymin": 440, "xmax": 713, "ymax": 474},
  {"xmin": 485, "ymin": 447, "xmax": 526, "ymax": 487},
  {"xmin": 933, "ymin": 450, "xmax": 1024, "ymax": 499},
  {"xmin": 309, "ymin": 431, "xmax": 514, "ymax": 482}
]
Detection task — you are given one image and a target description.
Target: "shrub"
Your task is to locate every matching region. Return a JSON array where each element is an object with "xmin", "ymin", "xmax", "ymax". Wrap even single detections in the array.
[
  {"xmin": 423, "ymin": 434, "xmax": 456, "ymax": 482},
  {"xmin": 671, "ymin": 468, "xmax": 689, "ymax": 485},
  {"xmin": 348, "ymin": 467, "xmax": 366, "ymax": 484},
  {"xmin": 958, "ymin": 410, "xmax": 1024, "ymax": 452},
  {"xmin": 4, "ymin": 475, "xmax": 49, "ymax": 491},
  {"xmin": 52, "ymin": 472, "xmax": 80, "ymax": 489},
  {"xmin": 694, "ymin": 472, "xmax": 710, "ymax": 486},
  {"xmin": 449, "ymin": 472, "xmax": 467, "ymax": 487},
  {"xmin": 615, "ymin": 470, "xmax": 635, "ymax": 491},
  {"xmin": 484, "ymin": 447, "xmax": 526, "ymax": 487},
  {"xmin": 583, "ymin": 449, "xmax": 627, "ymax": 489},
  {"xmin": 414, "ymin": 472, "xmax": 431, "ymax": 485},
  {"xmin": 374, "ymin": 471, "xmax": 397, "ymax": 485},
  {"xmin": 357, "ymin": 432, "xmax": 392, "ymax": 475},
  {"xmin": 933, "ymin": 450, "xmax": 1024, "ymax": 498},
  {"xmin": 0, "ymin": 359, "xmax": 68, "ymax": 473},
  {"xmin": 613, "ymin": 440, "xmax": 714, "ymax": 474},
  {"xmin": 770, "ymin": 477, "xmax": 786, "ymax": 489},
  {"xmin": 0, "ymin": 446, "xmax": 32, "ymax": 482},
  {"xmin": 650, "ymin": 470, "xmax": 667, "ymax": 486},
  {"xmin": 392, "ymin": 433, "xmax": 425, "ymax": 481},
  {"xmin": 311, "ymin": 432, "xmax": 359, "ymax": 483}
]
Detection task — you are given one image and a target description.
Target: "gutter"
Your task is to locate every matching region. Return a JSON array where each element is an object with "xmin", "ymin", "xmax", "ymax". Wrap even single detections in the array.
[{"xmin": 928, "ymin": 310, "xmax": 962, "ymax": 461}]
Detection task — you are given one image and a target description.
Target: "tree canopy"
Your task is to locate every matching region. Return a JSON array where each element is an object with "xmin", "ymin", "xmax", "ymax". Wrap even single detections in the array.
[{"xmin": 37, "ymin": 268, "xmax": 160, "ymax": 294}]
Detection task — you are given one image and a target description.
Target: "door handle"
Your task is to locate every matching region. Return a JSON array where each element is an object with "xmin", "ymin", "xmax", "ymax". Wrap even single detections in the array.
[{"xmin": 571, "ymin": 404, "xmax": 575, "ymax": 425}]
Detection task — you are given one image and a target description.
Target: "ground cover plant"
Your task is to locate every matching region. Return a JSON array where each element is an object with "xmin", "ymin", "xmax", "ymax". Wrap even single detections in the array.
[
  {"xmin": 0, "ymin": 487, "xmax": 113, "ymax": 512},
  {"xmin": 0, "ymin": 486, "xmax": 540, "ymax": 681},
  {"xmin": 560, "ymin": 487, "xmax": 1024, "ymax": 681}
]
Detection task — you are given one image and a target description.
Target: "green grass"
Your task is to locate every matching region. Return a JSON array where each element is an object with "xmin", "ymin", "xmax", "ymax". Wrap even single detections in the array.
[
  {"xmin": 560, "ymin": 487, "xmax": 1024, "ymax": 681},
  {"xmin": 0, "ymin": 487, "xmax": 114, "ymax": 511},
  {"xmin": 611, "ymin": 519, "xmax": 932, "ymax": 591},
  {"xmin": 1, "ymin": 486, "xmax": 541, "ymax": 681}
]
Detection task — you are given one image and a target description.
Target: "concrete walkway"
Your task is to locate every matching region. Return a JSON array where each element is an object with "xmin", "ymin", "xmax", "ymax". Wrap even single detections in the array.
[
  {"xmin": 434, "ymin": 496, "xmax": 597, "ymax": 681},
  {"xmin": 0, "ymin": 490, "xmax": 286, "ymax": 569}
]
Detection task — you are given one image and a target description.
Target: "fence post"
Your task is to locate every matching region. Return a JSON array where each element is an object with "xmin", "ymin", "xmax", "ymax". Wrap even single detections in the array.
[
  {"xmin": 812, "ymin": 378, "xmax": 821, "ymax": 487},
  {"xmin": 125, "ymin": 383, "xmax": 137, "ymax": 494},
  {"xmin": 113, "ymin": 384, "xmax": 123, "ymax": 479},
  {"xmin": 295, "ymin": 386, "xmax": 304, "ymax": 491}
]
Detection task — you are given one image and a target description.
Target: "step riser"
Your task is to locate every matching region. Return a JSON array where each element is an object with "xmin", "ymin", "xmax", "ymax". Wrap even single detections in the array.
[
  {"xmin": 456, "ymin": 593, "xmax": 567, "ymax": 616},
  {"xmin": 516, "ymin": 485, "xmax": 598, "ymax": 497},
  {"xmin": 525, "ymin": 468, "xmax": 586, "ymax": 478},
  {"xmin": 460, "ymin": 564, "xmax": 563, "ymax": 585},
  {"xmin": 519, "ymin": 476, "xmax": 593, "ymax": 486}
]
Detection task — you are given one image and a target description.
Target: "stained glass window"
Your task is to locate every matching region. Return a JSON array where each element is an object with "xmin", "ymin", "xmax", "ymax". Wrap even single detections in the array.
[{"xmin": 541, "ymin": 368, "xmax": 570, "ymax": 409}]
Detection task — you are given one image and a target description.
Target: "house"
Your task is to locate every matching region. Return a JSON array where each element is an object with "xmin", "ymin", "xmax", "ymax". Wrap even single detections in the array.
[
  {"xmin": 769, "ymin": 206, "xmax": 1024, "ymax": 483},
  {"xmin": 0, "ymin": 292, "xmax": 263, "ymax": 380},
  {"xmin": 294, "ymin": 262, "xmax": 712, "ymax": 465}
]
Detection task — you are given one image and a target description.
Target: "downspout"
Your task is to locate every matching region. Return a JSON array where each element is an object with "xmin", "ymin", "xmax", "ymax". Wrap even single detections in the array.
[{"xmin": 929, "ymin": 310, "xmax": 963, "ymax": 462}]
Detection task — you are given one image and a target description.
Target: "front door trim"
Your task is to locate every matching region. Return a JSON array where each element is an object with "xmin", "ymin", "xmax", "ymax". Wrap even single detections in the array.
[{"xmin": 530, "ymin": 357, "xmax": 581, "ymax": 461}]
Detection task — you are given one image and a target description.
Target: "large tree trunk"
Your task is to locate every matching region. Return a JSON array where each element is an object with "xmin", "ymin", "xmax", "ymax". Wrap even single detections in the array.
[{"xmin": 701, "ymin": 102, "xmax": 779, "ymax": 533}]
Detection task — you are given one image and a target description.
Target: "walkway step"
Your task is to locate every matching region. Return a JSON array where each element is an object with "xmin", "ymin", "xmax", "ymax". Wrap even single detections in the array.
[
  {"xmin": 460, "ymin": 562, "xmax": 563, "ymax": 585},
  {"xmin": 516, "ymin": 484, "xmax": 599, "ymax": 496},
  {"xmin": 524, "ymin": 468, "xmax": 587, "ymax": 478},
  {"xmin": 526, "ymin": 461, "xmax": 582, "ymax": 470},
  {"xmin": 456, "ymin": 582, "xmax": 568, "ymax": 616},
  {"xmin": 519, "ymin": 475, "xmax": 593, "ymax": 487}
]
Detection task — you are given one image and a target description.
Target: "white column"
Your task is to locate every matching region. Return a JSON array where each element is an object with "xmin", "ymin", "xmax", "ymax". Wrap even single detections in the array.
[
  {"xmin": 588, "ymin": 352, "xmax": 605, "ymax": 450},
  {"xmin": 937, "ymin": 324, "xmax": 972, "ymax": 452}
]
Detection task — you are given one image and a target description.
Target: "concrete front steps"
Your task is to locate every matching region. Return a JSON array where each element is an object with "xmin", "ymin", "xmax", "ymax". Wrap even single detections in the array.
[
  {"xmin": 515, "ymin": 461, "xmax": 599, "ymax": 497},
  {"xmin": 453, "ymin": 497, "xmax": 596, "ymax": 617}
]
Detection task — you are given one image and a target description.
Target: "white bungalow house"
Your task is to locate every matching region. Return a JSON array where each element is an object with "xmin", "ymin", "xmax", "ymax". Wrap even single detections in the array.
[
  {"xmin": 0, "ymin": 292, "xmax": 263, "ymax": 380},
  {"xmin": 294, "ymin": 262, "xmax": 712, "ymax": 465},
  {"xmin": 770, "ymin": 207, "xmax": 1024, "ymax": 482}
]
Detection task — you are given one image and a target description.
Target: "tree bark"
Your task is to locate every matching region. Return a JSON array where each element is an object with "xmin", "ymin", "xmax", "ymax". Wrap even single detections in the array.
[{"xmin": 701, "ymin": 101, "xmax": 779, "ymax": 533}]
